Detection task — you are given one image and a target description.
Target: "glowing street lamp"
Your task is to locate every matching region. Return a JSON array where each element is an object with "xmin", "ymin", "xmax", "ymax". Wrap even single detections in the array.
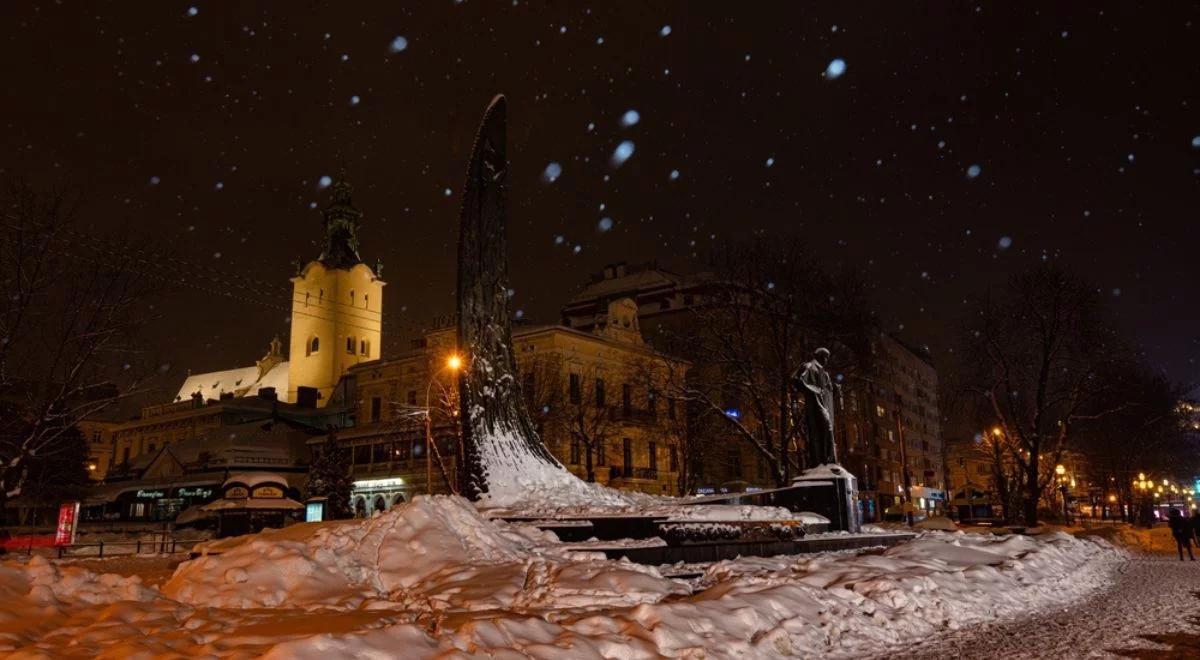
[{"xmin": 425, "ymin": 353, "xmax": 465, "ymax": 494}]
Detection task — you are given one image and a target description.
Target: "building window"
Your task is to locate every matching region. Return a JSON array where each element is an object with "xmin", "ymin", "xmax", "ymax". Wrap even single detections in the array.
[
  {"xmin": 364, "ymin": 294, "xmax": 369, "ymax": 308},
  {"xmin": 370, "ymin": 397, "xmax": 382, "ymax": 423},
  {"xmin": 875, "ymin": 405, "xmax": 885, "ymax": 418},
  {"xmin": 622, "ymin": 438, "xmax": 633, "ymax": 477},
  {"xmin": 595, "ymin": 378, "xmax": 606, "ymax": 407},
  {"xmin": 308, "ymin": 336, "xmax": 320, "ymax": 355},
  {"xmin": 622, "ymin": 383, "xmax": 632, "ymax": 415},
  {"xmin": 728, "ymin": 446, "xmax": 742, "ymax": 478},
  {"xmin": 148, "ymin": 443, "xmax": 156, "ymax": 453},
  {"xmin": 569, "ymin": 374, "xmax": 581, "ymax": 404},
  {"xmin": 407, "ymin": 390, "xmax": 417, "ymax": 406},
  {"xmin": 353, "ymin": 444, "xmax": 370, "ymax": 464},
  {"xmin": 570, "ymin": 439, "xmax": 581, "ymax": 464},
  {"xmin": 372, "ymin": 442, "xmax": 389, "ymax": 463},
  {"xmin": 361, "ymin": 339, "xmax": 369, "ymax": 356},
  {"xmin": 648, "ymin": 441, "xmax": 657, "ymax": 471},
  {"xmin": 669, "ymin": 445, "xmax": 679, "ymax": 472},
  {"xmin": 647, "ymin": 388, "xmax": 657, "ymax": 415},
  {"xmin": 91, "ymin": 430, "xmax": 102, "ymax": 443},
  {"xmin": 668, "ymin": 398, "xmax": 676, "ymax": 420},
  {"xmin": 349, "ymin": 289, "xmax": 355, "ymax": 303},
  {"xmin": 346, "ymin": 336, "xmax": 356, "ymax": 354}
]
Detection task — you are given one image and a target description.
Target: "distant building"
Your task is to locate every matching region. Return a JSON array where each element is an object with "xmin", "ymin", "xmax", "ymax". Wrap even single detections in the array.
[
  {"xmin": 562, "ymin": 262, "xmax": 947, "ymax": 512},
  {"xmin": 328, "ymin": 299, "xmax": 688, "ymax": 515},
  {"xmin": 839, "ymin": 334, "xmax": 947, "ymax": 521},
  {"xmin": 87, "ymin": 412, "xmax": 323, "ymax": 522},
  {"xmin": 175, "ymin": 179, "xmax": 384, "ymax": 407}
]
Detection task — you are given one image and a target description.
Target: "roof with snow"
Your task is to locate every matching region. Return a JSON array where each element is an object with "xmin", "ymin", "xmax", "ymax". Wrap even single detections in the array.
[{"xmin": 174, "ymin": 361, "xmax": 289, "ymax": 403}]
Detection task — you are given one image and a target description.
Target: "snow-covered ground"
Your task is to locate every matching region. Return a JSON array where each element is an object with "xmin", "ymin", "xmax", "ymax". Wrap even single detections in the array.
[{"xmin": 0, "ymin": 496, "xmax": 1126, "ymax": 658}]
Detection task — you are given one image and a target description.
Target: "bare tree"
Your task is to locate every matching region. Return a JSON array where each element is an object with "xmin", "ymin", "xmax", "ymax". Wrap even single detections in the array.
[
  {"xmin": 1, "ymin": 184, "xmax": 151, "ymax": 502},
  {"xmin": 962, "ymin": 264, "xmax": 1122, "ymax": 526},
  {"xmin": 523, "ymin": 354, "xmax": 616, "ymax": 483},
  {"xmin": 668, "ymin": 238, "xmax": 873, "ymax": 487}
]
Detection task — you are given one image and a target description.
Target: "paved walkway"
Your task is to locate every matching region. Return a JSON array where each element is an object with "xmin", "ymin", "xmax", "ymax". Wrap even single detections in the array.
[{"xmin": 879, "ymin": 555, "xmax": 1200, "ymax": 659}]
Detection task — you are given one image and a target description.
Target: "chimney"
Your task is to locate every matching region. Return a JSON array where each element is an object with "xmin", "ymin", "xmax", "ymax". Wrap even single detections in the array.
[{"xmin": 296, "ymin": 386, "xmax": 319, "ymax": 408}]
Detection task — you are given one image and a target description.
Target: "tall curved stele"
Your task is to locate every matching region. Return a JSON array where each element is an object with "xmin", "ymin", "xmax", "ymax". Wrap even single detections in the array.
[{"xmin": 456, "ymin": 95, "xmax": 567, "ymax": 501}]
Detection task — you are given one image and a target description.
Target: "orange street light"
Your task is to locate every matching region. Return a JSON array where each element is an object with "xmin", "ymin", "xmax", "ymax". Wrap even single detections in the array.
[{"xmin": 446, "ymin": 354, "xmax": 463, "ymax": 371}]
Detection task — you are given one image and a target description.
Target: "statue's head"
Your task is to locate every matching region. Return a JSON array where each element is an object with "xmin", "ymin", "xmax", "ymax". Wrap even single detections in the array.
[{"xmin": 814, "ymin": 347, "xmax": 831, "ymax": 365}]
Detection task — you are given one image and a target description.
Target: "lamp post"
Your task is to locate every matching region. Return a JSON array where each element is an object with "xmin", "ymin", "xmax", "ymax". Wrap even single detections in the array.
[
  {"xmin": 425, "ymin": 353, "xmax": 463, "ymax": 495},
  {"xmin": 1055, "ymin": 464, "xmax": 1069, "ymax": 524}
]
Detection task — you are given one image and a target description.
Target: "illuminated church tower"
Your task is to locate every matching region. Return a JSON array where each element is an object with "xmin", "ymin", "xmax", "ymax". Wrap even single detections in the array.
[{"xmin": 287, "ymin": 179, "xmax": 384, "ymax": 405}]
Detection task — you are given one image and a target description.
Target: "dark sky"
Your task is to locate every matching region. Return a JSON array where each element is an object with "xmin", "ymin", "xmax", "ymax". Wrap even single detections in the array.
[{"xmin": 3, "ymin": 2, "xmax": 1198, "ymax": 394}]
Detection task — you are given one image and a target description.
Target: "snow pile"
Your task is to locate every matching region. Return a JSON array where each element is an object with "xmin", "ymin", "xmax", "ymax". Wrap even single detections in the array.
[
  {"xmin": 257, "ymin": 528, "xmax": 1123, "ymax": 658},
  {"xmin": 0, "ymin": 513, "xmax": 1125, "ymax": 657},
  {"xmin": 165, "ymin": 495, "xmax": 685, "ymax": 611},
  {"xmin": 0, "ymin": 555, "xmax": 158, "ymax": 610}
]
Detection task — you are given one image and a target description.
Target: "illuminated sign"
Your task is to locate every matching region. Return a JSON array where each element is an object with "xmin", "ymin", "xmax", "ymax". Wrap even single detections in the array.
[
  {"xmin": 353, "ymin": 477, "xmax": 405, "ymax": 489},
  {"xmin": 176, "ymin": 487, "xmax": 213, "ymax": 499},
  {"xmin": 723, "ymin": 408, "xmax": 740, "ymax": 419},
  {"xmin": 254, "ymin": 486, "xmax": 285, "ymax": 499},
  {"xmin": 226, "ymin": 486, "xmax": 249, "ymax": 499},
  {"xmin": 305, "ymin": 501, "xmax": 325, "ymax": 522},
  {"xmin": 54, "ymin": 502, "xmax": 80, "ymax": 546},
  {"xmin": 136, "ymin": 490, "xmax": 165, "ymax": 499}
]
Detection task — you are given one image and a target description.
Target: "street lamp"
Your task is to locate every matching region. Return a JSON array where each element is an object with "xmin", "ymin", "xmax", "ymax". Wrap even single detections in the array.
[
  {"xmin": 425, "ymin": 353, "xmax": 464, "ymax": 495},
  {"xmin": 1055, "ymin": 464, "xmax": 1069, "ymax": 524}
]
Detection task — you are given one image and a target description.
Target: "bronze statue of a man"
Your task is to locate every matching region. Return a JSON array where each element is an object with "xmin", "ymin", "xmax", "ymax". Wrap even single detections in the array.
[{"xmin": 793, "ymin": 347, "xmax": 838, "ymax": 468}]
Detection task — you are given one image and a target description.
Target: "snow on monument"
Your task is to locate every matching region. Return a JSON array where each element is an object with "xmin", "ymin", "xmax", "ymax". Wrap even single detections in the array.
[{"xmin": 455, "ymin": 95, "xmax": 627, "ymax": 508}]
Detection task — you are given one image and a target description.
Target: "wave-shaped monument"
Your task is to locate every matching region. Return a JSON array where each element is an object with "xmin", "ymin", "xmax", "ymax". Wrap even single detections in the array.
[{"xmin": 455, "ymin": 95, "xmax": 603, "ymax": 506}]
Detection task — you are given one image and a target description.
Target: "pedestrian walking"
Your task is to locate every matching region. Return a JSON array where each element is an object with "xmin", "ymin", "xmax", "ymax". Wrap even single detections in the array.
[{"xmin": 1168, "ymin": 508, "xmax": 1195, "ymax": 561}]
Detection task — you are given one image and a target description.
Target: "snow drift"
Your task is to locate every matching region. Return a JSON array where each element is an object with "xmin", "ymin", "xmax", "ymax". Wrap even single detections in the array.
[
  {"xmin": 164, "ymin": 495, "xmax": 684, "ymax": 611},
  {"xmin": 0, "ymin": 497, "xmax": 1126, "ymax": 658}
]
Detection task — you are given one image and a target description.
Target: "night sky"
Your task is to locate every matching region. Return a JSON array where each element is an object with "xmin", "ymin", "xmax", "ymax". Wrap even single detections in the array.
[{"xmin": 4, "ymin": 2, "xmax": 1199, "ymax": 395}]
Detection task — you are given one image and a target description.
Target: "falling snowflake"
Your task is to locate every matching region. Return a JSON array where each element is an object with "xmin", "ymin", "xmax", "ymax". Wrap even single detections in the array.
[
  {"xmin": 186, "ymin": 6, "xmax": 198, "ymax": 17},
  {"xmin": 572, "ymin": 244, "xmax": 582, "ymax": 254},
  {"xmin": 318, "ymin": 175, "xmax": 332, "ymax": 189},
  {"xmin": 389, "ymin": 36, "xmax": 409, "ymax": 53},
  {"xmin": 214, "ymin": 181, "xmax": 224, "ymax": 190},
  {"xmin": 149, "ymin": 176, "xmax": 161, "ymax": 185},
  {"xmin": 598, "ymin": 217, "xmax": 614, "ymax": 232},
  {"xmin": 610, "ymin": 140, "xmax": 635, "ymax": 167},
  {"xmin": 824, "ymin": 58, "xmax": 846, "ymax": 79},
  {"xmin": 586, "ymin": 122, "xmax": 595, "ymax": 132},
  {"xmin": 350, "ymin": 95, "xmax": 361, "ymax": 106},
  {"xmin": 554, "ymin": 235, "xmax": 565, "ymax": 245},
  {"xmin": 1112, "ymin": 288, "xmax": 1122, "ymax": 297},
  {"xmin": 1192, "ymin": 135, "xmax": 1200, "ymax": 148},
  {"xmin": 765, "ymin": 157, "xmax": 775, "ymax": 168},
  {"xmin": 669, "ymin": 169, "xmax": 680, "ymax": 180},
  {"xmin": 966, "ymin": 164, "xmax": 982, "ymax": 179},
  {"xmin": 998, "ymin": 236, "xmax": 1013, "ymax": 250},
  {"xmin": 443, "ymin": 187, "xmax": 452, "ymax": 197},
  {"xmin": 190, "ymin": 53, "xmax": 200, "ymax": 63},
  {"xmin": 542, "ymin": 161, "xmax": 562, "ymax": 183},
  {"xmin": 659, "ymin": 25, "xmax": 671, "ymax": 37},
  {"xmin": 620, "ymin": 109, "xmax": 640, "ymax": 127}
]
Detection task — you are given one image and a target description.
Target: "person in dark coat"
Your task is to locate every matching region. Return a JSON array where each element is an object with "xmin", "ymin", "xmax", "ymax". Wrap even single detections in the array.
[{"xmin": 1168, "ymin": 508, "xmax": 1195, "ymax": 561}]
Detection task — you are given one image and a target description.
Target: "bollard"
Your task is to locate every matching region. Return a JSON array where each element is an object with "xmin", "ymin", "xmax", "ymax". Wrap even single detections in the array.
[
  {"xmin": 136, "ymin": 540, "xmax": 141, "ymax": 554},
  {"xmin": 57, "ymin": 545, "xmax": 64, "ymax": 559},
  {"xmin": 98, "ymin": 541, "xmax": 104, "ymax": 558}
]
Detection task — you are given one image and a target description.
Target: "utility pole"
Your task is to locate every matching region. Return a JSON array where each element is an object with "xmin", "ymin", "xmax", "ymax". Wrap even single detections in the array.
[{"xmin": 896, "ymin": 401, "xmax": 914, "ymax": 526}]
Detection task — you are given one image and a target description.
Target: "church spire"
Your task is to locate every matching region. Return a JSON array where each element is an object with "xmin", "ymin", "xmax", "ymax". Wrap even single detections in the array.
[{"xmin": 319, "ymin": 176, "xmax": 363, "ymax": 269}]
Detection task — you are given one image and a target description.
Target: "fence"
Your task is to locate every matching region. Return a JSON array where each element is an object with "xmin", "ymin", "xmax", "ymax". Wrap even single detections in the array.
[{"xmin": 3, "ymin": 534, "xmax": 193, "ymax": 559}]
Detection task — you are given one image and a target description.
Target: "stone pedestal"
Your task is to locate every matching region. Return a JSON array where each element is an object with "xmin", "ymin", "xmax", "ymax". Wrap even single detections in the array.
[{"xmin": 785, "ymin": 464, "xmax": 861, "ymax": 533}]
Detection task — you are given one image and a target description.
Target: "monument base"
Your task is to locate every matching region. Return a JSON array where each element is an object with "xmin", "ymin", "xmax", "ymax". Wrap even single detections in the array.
[{"xmin": 782, "ymin": 464, "xmax": 861, "ymax": 533}]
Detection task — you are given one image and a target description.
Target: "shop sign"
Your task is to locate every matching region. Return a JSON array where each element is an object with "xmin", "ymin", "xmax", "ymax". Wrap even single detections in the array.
[
  {"xmin": 254, "ymin": 486, "xmax": 284, "ymax": 499},
  {"xmin": 305, "ymin": 500, "xmax": 325, "ymax": 522},
  {"xmin": 176, "ymin": 487, "xmax": 213, "ymax": 499},
  {"xmin": 136, "ymin": 489, "xmax": 165, "ymax": 499},
  {"xmin": 226, "ymin": 486, "xmax": 249, "ymax": 499},
  {"xmin": 54, "ymin": 501, "xmax": 80, "ymax": 546}
]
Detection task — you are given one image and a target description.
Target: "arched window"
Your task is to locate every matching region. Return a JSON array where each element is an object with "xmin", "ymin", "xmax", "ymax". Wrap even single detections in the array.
[
  {"xmin": 307, "ymin": 336, "xmax": 320, "ymax": 356},
  {"xmin": 360, "ymin": 339, "xmax": 369, "ymax": 356},
  {"xmin": 346, "ymin": 336, "xmax": 356, "ymax": 354}
]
